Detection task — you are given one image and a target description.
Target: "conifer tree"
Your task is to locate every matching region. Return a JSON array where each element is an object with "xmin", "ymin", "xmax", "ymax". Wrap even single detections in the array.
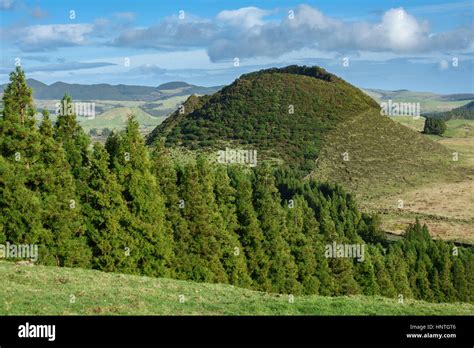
[
  {"xmin": 1, "ymin": 66, "xmax": 35, "ymax": 125},
  {"xmin": 106, "ymin": 115, "xmax": 173, "ymax": 276},
  {"xmin": 83, "ymin": 142, "xmax": 137, "ymax": 273},
  {"xmin": 436, "ymin": 243, "xmax": 457, "ymax": 301},
  {"xmin": 371, "ymin": 246, "xmax": 396, "ymax": 298},
  {"xmin": 0, "ymin": 70, "xmax": 42, "ymax": 246},
  {"xmin": 0, "ymin": 67, "xmax": 41, "ymax": 166},
  {"xmin": 415, "ymin": 257, "xmax": 434, "ymax": 301},
  {"xmin": 228, "ymin": 166, "xmax": 271, "ymax": 291},
  {"xmin": 284, "ymin": 195, "xmax": 320, "ymax": 294},
  {"xmin": 252, "ymin": 165, "xmax": 300, "ymax": 294},
  {"xmin": 151, "ymin": 145, "xmax": 189, "ymax": 279},
  {"xmin": 213, "ymin": 165, "xmax": 252, "ymax": 287},
  {"xmin": 177, "ymin": 158, "xmax": 228, "ymax": 282},
  {"xmin": 54, "ymin": 94, "xmax": 91, "ymax": 196},
  {"xmin": 328, "ymin": 257, "xmax": 360, "ymax": 296},
  {"xmin": 37, "ymin": 111, "xmax": 91, "ymax": 266},
  {"xmin": 354, "ymin": 248, "xmax": 379, "ymax": 296},
  {"xmin": 452, "ymin": 256, "xmax": 469, "ymax": 302},
  {"xmin": 385, "ymin": 244, "xmax": 413, "ymax": 298}
]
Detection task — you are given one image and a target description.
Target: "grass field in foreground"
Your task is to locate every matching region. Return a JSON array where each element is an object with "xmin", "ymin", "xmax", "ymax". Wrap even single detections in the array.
[{"xmin": 1, "ymin": 261, "xmax": 472, "ymax": 316}]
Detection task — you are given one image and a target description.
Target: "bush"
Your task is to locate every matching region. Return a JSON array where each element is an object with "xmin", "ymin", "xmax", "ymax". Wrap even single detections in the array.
[{"xmin": 423, "ymin": 118, "xmax": 447, "ymax": 135}]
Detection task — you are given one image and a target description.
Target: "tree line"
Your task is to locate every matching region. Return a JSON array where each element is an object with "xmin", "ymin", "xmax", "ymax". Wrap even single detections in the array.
[{"xmin": 1, "ymin": 67, "xmax": 472, "ymax": 303}]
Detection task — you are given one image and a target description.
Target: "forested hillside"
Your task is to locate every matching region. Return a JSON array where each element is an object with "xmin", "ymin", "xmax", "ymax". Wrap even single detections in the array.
[
  {"xmin": 147, "ymin": 65, "xmax": 458, "ymax": 199},
  {"xmin": 424, "ymin": 101, "xmax": 474, "ymax": 121},
  {"xmin": 1, "ymin": 67, "xmax": 472, "ymax": 304},
  {"xmin": 147, "ymin": 66, "xmax": 379, "ymax": 172}
]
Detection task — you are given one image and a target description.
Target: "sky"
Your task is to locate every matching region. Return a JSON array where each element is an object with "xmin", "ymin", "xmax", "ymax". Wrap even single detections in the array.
[{"xmin": 0, "ymin": 0, "xmax": 473, "ymax": 93}]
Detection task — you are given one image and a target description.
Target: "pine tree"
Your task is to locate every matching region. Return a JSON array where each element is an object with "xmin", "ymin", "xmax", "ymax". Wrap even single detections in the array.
[
  {"xmin": 354, "ymin": 248, "xmax": 379, "ymax": 296},
  {"xmin": 228, "ymin": 166, "xmax": 271, "ymax": 291},
  {"xmin": 372, "ymin": 246, "xmax": 396, "ymax": 298},
  {"xmin": 0, "ymin": 67, "xmax": 41, "ymax": 166},
  {"xmin": 312, "ymin": 236, "xmax": 335, "ymax": 296},
  {"xmin": 213, "ymin": 165, "xmax": 252, "ymax": 287},
  {"xmin": 385, "ymin": 244, "xmax": 413, "ymax": 298},
  {"xmin": 0, "ymin": 76, "xmax": 42, "ymax": 246},
  {"xmin": 36, "ymin": 111, "xmax": 92, "ymax": 266},
  {"xmin": 429, "ymin": 268, "xmax": 443, "ymax": 302},
  {"xmin": 54, "ymin": 94, "xmax": 91, "ymax": 196},
  {"xmin": 1, "ymin": 66, "xmax": 35, "ymax": 125},
  {"xmin": 253, "ymin": 165, "xmax": 300, "ymax": 294},
  {"xmin": 436, "ymin": 243, "xmax": 457, "ymax": 302},
  {"xmin": 105, "ymin": 115, "xmax": 174, "ymax": 277},
  {"xmin": 328, "ymin": 257, "xmax": 360, "ymax": 296},
  {"xmin": 150, "ymin": 145, "xmax": 188, "ymax": 279},
  {"xmin": 83, "ymin": 142, "xmax": 137, "ymax": 273},
  {"xmin": 452, "ymin": 256, "xmax": 469, "ymax": 302},
  {"xmin": 461, "ymin": 253, "xmax": 474, "ymax": 303},
  {"xmin": 415, "ymin": 257, "xmax": 434, "ymax": 301},
  {"xmin": 1, "ymin": 69, "xmax": 90, "ymax": 267},
  {"xmin": 284, "ymin": 195, "xmax": 320, "ymax": 294},
  {"xmin": 0, "ymin": 154, "xmax": 43, "ymax": 247},
  {"xmin": 177, "ymin": 158, "xmax": 228, "ymax": 282}
]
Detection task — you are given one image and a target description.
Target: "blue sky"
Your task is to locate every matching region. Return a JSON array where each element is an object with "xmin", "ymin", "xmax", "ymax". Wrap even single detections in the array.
[{"xmin": 1, "ymin": 0, "xmax": 473, "ymax": 93}]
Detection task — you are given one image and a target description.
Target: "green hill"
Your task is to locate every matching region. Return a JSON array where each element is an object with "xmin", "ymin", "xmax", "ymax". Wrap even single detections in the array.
[
  {"xmin": 147, "ymin": 65, "xmax": 462, "ymax": 195},
  {"xmin": 1, "ymin": 261, "xmax": 472, "ymax": 315},
  {"xmin": 148, "ymin": 65, "xmax": 380, "ymax": 171},
  {"xmin": 79, "ymin": 107, "xmax": 164, "ymax": 132}
]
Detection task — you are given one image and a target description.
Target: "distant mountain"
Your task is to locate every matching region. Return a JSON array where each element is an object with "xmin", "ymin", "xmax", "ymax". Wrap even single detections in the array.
[
  {"xmin": 460, "ymin": 100, "xmax": 474, "ymax": 110},
  {"xmin": 157, "ymin": 81, "xmax": 192, "ymax": 89},
  {"xmin": 440, "ymin": 94, "xmax": 474, "ymax": 101},
  {"xmin": 363, "ymin": 88, "xmax": 474, "ymax": 113},
  {"xmin": 0, "ymin": 79, "xmax": 223, "ymax": 101},
  {"xmin": 363, "ymin": 88, "xmax": 474, "ymax": 102},
  {"xmin": 425, "ymin": 101, "xmax": 474, "ymax": 120}
]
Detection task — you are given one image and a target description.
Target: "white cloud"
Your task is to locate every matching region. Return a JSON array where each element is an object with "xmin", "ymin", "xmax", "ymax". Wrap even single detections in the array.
[
  {"xmin": 19, "ymin": 24, "xmax": 93, "ymax": 51},
  {"xmin": 217, "ymin": 7, "xmax": 270, "ymax": 29},
  {"xmin": 370, "ymin": 8, "xmax": 428, "ymax": 51},
  {"xmin": 4, "ymin": 4, "xmax": 473, "ymax": 62},
  {"xmin": 112, "ymin": 15, "xmax": 216, "ymax": 49},
  {"xmin": 205, "ymin": 5, "xmax": 472, "ymax": 61}
]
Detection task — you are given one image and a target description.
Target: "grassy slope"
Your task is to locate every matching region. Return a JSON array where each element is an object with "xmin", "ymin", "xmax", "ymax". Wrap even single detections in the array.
[
  {"xmin": 361, "ymin": 117, "xmax": 474, "ymax": 243},
  {"xmin": 80, "ymin": 107, "xmax": 165, "ymax": 131},
  {"xmin": 311, "ymin": 110, "xmax": 464, "ymax": 199},
  {"xmin": 1, "ymin": 261, "xmax": 473, "ymax": 315}
]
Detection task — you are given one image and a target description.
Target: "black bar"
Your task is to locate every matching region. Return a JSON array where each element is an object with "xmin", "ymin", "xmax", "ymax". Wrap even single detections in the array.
[{"xmin": 0, "ymin": 316, "xmax": 473, "ymax": 346}]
